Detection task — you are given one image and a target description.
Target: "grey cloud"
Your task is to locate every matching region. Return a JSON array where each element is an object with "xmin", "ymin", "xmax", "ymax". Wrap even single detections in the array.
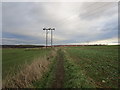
[
  {"xmin": 2, "ymin": 37, "xmax": 45, "ymax": 45},
  {"xmin": 80, "ymin": 2, "xmax": 117, "ymax": 20},
  {"xmin": 2, "ymin": 2, "xmax": 118, "ymax": 45}
]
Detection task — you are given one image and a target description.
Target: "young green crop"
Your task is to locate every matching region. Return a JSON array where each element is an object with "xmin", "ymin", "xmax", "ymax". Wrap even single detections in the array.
[
  {"xmin": 64, "ymin": 52, "xmax": 96, "ymax": 88},
  {"xmin": 65, "ymin": 46, "xmax": 118, "ymax": 88}
]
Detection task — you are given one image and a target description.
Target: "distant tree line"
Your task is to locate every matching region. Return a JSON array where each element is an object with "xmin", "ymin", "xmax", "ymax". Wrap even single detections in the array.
[{"xmin": 2, "ymin": 45, "xmax": 45, "ymax": 48}]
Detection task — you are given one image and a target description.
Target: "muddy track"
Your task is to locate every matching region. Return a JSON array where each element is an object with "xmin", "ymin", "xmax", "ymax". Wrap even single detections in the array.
[{"xmin": 52, "ymin": 49, "xmax": 65, "ymax": 88}]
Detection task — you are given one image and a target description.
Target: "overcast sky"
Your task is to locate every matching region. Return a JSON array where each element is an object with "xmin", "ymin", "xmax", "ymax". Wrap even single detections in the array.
[{"xmin": 2, "ymin": 2, "xmax": 118, "ymax": 45}]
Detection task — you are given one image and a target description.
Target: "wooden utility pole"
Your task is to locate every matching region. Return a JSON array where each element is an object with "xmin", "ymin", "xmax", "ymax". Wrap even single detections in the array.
[{"xmin": 51, "ymin": 28, "xmax": 55, "ymax": 48}]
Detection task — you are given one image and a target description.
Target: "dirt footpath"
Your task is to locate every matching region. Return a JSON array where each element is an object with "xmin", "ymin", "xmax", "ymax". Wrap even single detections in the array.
[{"xmin": 52, "ymin": 49, "xmax": 65, "ymax": 88}]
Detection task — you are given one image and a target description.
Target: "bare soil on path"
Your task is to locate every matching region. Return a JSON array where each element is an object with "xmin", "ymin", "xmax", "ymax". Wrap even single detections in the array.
[{"xmin": 52, "ymin": 49, "xmax": 65, "ymax": 88}]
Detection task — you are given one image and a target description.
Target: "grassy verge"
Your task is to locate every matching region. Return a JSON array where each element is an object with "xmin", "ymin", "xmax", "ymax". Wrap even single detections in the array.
[
  {"xmin": 3, "ymin": 48, "xmax": 56, "ymax": 88},
  {"xmin": 32, "ymin": 49, "xmax": 58, "ymax": 88},
  {"xmin": 3, "ymin": 57, "xmax": 50, "ymax": 88}
]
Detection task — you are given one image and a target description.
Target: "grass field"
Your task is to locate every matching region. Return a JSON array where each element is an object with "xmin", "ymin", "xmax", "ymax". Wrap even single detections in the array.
[
  {"xmin": 2, "ymin": 48, "xmax": 51, "ymax": 79},
  {"xmin": 2, "ymin": 46, "xmax": 119, "ymax": 88}
]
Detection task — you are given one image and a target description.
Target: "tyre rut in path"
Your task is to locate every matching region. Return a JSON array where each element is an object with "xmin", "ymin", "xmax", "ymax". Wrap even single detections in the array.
[{"xmin": 52, "ymin": 49, "xmax": 65, "ymax": 88}]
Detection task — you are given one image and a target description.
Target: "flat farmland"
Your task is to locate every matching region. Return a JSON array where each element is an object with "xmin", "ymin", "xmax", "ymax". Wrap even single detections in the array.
[
  {"xmin": 2, "ymin": 46, "xmax": 119, "ymax": 88},
  {"xmin": 64, "ymin": 46, "xmax": 119, "ymax": 88}
]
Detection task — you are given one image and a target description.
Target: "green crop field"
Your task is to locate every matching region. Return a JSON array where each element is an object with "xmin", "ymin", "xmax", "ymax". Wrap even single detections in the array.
[
  {"xmin": 2, "ymin": 48, "xmax": 51, "ymax": 79},
  {"xmin": 64, "ymin": 46, "xmax": 119, "ymax": 88}
]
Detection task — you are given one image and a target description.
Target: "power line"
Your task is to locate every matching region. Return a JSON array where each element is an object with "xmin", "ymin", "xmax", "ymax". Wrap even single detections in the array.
[
  {"xmin": 43, "ymin": 27, "xmax": 55, "ymax": 48},
  {"xmin": 56, "ymin": 3, "xmax": 116, "ymax": 26}
]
